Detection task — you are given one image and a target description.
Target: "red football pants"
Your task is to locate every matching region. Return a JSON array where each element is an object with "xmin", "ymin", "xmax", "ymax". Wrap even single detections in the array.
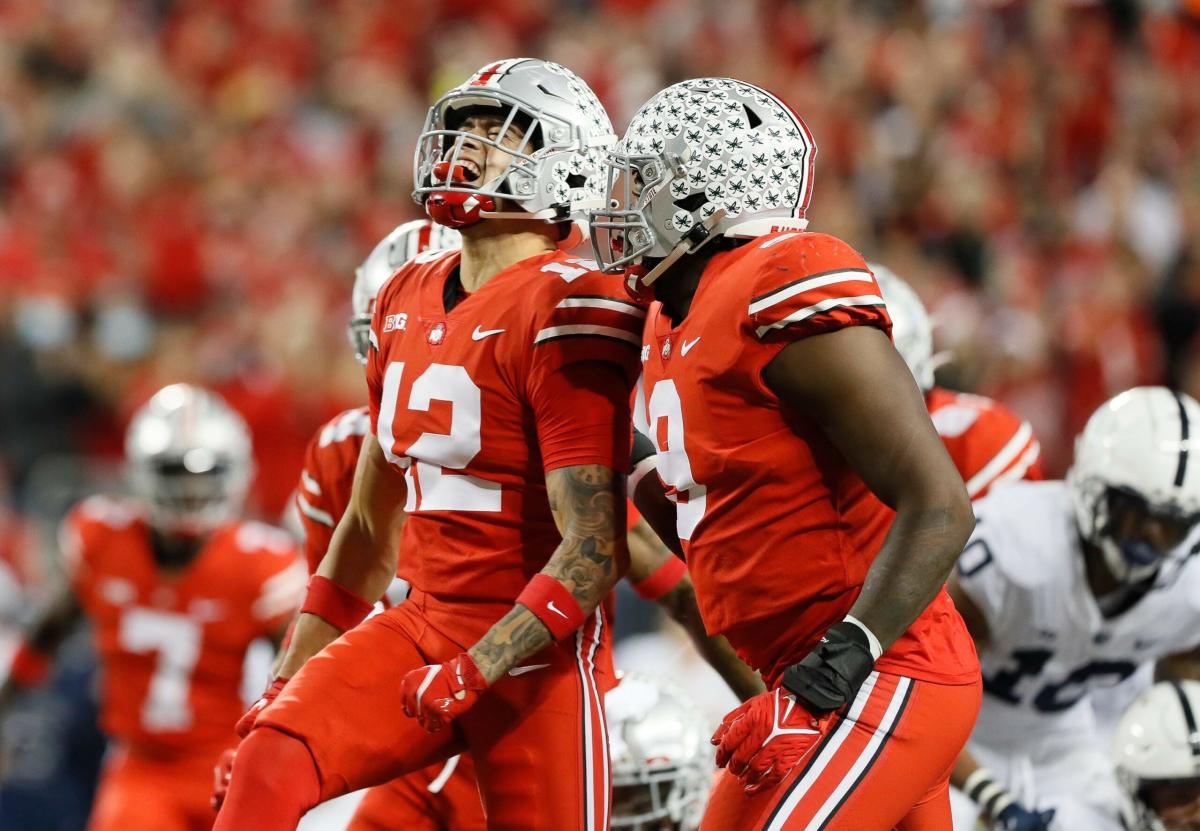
[
  {"xmin": 251, "ymin": 590, "xmax": 614, "ymax": 831},
  {"xmin": 701, "ymin": 671, "xmax": 981, "ymax": 831},
  {"xmin": 87, "ymin": 744, "xmax": 221, "ymax": 831},
  {"xmin": 347, "ymin": 754, "xmax": 486, "ymax": 831}
]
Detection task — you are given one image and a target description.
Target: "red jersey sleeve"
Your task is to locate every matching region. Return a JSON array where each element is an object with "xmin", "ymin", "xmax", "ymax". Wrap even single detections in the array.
[
  {"xmin": 745, "ymin": 232, "xmax": 891, "ymax": 344},
  {"xmin": 928, "ymin": 389, "xmax": 1044, "ymax": 500},
  {"xmin": 58, "ymin": 496, "xmax": 141, "ymax": 596},
  {"xmin": 295, "ymin": 409, "xmax": 370, "ymax": 574},
  {"xmin": 233, "ymin": 523, "xmax": 308, "ymax": 637},
  {"xmin": 527, "ymin": 267, "xmax": 647, "ymax": 389},
  {"xmin": 529, "ymin": 361, "xmax": 633, "ymax": 472}
]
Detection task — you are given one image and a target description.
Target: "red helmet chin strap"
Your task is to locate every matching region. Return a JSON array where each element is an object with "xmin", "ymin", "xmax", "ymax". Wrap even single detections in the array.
[
  {"xmin": 623, "ymin": 265, "xmax": 656, "ymax": 304},
  {"xmin": 425, "ymin": 191, "xmax": 495, "ymax": 229},
  {"xmin": 425, "ymin": 160, "xmax": 496, "ymax": 229}
]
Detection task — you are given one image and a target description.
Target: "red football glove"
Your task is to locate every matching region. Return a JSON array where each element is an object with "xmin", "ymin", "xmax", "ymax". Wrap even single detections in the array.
[
  {"xmin": 235, "ymin": 676, "xmax": 288, "ymax": 738},
  {"xmin": 210, "ymin": 748, "xmax": 236, "ymax": 811},
  {"xmin": 401, "ymin": 652, "xmax": 488, "ymax": 732},
  {"xmin": 711, "ymin": 687, "xmax": 836, "ymax": 794}
]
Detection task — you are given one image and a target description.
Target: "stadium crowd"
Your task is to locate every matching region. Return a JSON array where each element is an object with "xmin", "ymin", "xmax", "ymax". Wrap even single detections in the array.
[
  {"xmin": 2, "ymin": 0, "xmax": 1200, "ymax": 828},
  {"xmin": 2, "ymin": 0, "xmax": 1200, "ymax": 518}
]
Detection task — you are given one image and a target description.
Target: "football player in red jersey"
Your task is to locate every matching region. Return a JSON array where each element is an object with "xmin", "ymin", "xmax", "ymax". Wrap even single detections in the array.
[
  {"xmin": 871, "ymin": 265, "xmax": 1043, "ymax": 499},
  {"xmin": 0, "ymin": 384, "xmax": 305, "ymax": 831},
  {"xmin": 590, "ymin": 78, "xmax": 982, "ymax": 830},
  {"xmin": 213, "ymin": 59, "xmax": 650, "ymax": 831},
  {"xmin": 224, "ymin": 212, "xmax": 763, "ymax": 829}
]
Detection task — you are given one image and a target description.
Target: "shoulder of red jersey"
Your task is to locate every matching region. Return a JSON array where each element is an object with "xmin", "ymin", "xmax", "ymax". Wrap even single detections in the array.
[
  {"xmin": 928, "ymin": 388, "xmax": 1042, "ymax": 499},
  {"xmin": 59, "ymin": 495, "xmax": 145, "ymax": 578},
  {"xmin": 225, "ymin": 520, "xmax": 306, "ymax": 625},
  {"xmin": 369, "ymin": 248, "xmax": 461, "ymax": 348},
  {"xmin": 741, "ymin": 231, "xmax": 890, "ymax": 342},
  {"xmin": 296, "ymin": 406, "xmax": 368, "ymax": 531},
  {"xmin": 526, "ymin": 254, "xmax": 647, "ymax": 376}
]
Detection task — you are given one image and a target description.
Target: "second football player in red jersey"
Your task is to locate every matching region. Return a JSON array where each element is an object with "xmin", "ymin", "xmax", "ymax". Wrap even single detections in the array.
[
  {"xmin": 0, "ymin": 385, "xmax": 305, "ymax": 831},
  {"xmin": 214, "ymin": 59, "xmax": 645, "ymax": 831},
  {"xmin": 870, "ymin": 265, "xmax": 1043, "ymax": 499},
  {"xmin": 591, "ymin": 78, "xmax": 982, "ymax": 830}
]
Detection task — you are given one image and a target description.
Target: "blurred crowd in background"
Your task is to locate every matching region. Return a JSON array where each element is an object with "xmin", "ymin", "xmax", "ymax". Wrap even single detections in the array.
[{"xmin": 2, "ymin": 0, "xmax": 1200, "ymax": 639}]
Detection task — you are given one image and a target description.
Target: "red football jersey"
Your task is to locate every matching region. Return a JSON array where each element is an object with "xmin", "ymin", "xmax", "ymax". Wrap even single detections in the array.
[
  {"xmin": 366, "ymin": 249, "xmax": 643, "ymax": 603},
  {"xmin": 640, "ymin": 231, "xmax": 978, "ymax": 687},
  {"xmin": 926, "ymin": 387, "xmax": 1043, "ymax": 500},
  {"xmin": 295, "ymin": 406, "xmax": 370, "ymax": 575},
  {"xmin": 61, "ymin": 496, "xmax": 305, "ymax": 755}
]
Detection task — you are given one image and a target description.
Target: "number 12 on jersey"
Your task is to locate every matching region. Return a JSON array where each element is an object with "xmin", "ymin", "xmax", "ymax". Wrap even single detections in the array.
[
  {"xmin": 648, "ymin": 380, "xmax": 707, "ymax": 540},
  {"xmin": 377, "ymin": 361, "xmax": 502, "ymax": 513}
]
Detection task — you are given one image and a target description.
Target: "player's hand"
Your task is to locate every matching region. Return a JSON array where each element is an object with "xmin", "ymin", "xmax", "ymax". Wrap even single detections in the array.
[
  {"xmin": 401, "ymin": 652, "xmax": 488, "ymax": 732},
  {"xmin": 210, "ymin": 748, "xmax": 236, "ymax": 811},
  {"xmin": 235, "ymin": 676, "xmax": 288, "ymax": 738},
  {"xmin": 993, "ymin": 803, "xmax": 1056, "ymax": 831},
  {"xmin": 711, "ymin": 687, "xmax": 835, "ymax": 794}
]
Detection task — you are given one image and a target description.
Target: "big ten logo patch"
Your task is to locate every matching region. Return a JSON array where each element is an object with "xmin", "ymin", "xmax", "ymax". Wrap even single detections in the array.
[{"xmin": 384, "ymin": 313, "xmax": 408, "ymax": 333}]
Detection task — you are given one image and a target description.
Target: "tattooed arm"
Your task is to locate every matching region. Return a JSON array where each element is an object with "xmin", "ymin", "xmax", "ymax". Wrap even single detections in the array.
[{"xmin": 467, "ymin": 463, "xmax": 627, "ymax": 684}]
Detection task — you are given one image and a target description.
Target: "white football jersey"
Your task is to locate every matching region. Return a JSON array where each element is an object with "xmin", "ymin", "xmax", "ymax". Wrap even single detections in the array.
[{"xmin": 958, "ymin": 480, "xmax": 1200, "ymax": 750}]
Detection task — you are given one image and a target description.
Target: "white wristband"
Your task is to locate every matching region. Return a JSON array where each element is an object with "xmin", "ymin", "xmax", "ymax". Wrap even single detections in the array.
[{"xmin": 842, "ymin": 614, "xmax": 883, "ymax": 661}]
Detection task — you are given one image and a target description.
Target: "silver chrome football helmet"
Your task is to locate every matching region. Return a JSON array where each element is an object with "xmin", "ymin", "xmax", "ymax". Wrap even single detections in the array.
[
  {"xmin": 1067, "ymin": 387, "xmax": 1200, "ymax": 585},
  {"xmin": 348, "ymin": 220, "xmax": 462, "ymax": 364},
  {"xmin": 870, "ymin": 263, "xmax": 938, "ymax": 391},
  {"xmin": 1113, "ymin": 680, "xmax": 1200, "ymax": 831},
  {"xmin": 607, "ymin": 674, "xmax": 713, "ymax": 830},
  {"xmin": 125, "ymin": 384, "xmax": 253, "ymax": 535},
  {"xmin": 590, "ymin": 78, "xmax": 816, "ymax": 296},
  {"xmin": 413, "ymin": 58, "xmax": 615, "ymax": 230}
]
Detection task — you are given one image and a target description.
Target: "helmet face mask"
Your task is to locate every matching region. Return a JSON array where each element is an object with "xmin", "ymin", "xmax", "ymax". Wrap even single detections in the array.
[
  {"xmin": 607, "ymin": 675, "xmax": 713, "ymax": 831},
  {"xmin": 1068, "ymin": 387, "xmax": 1200, "ymax": 587},
  {"xmin": 413, "ymin": 59, "xmax": 615, "ymax": 230},
  {"xmin": 125, "ymin": 384, "xmax": 253, "ymax": 537}
]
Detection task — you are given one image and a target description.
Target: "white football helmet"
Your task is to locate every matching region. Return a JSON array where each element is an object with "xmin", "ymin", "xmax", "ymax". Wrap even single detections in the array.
[
  {"xmin": 1113, "ymin": 680, "xmax": 1200, "ymax": 831},
  {"xmin": 348, "ymin": 220, "xmax": 462, "ymax": 364},
  {"xmin": 1067, "ymin": 387, "xmax": 1200, "ymax": 585},
  {"xmin": 413, "ymin": 58, "xmax": 615, "ymax": 230},
  {"xmin": 607, "ymin": 674, "xmax": 714, "ymax": 831},
  {"xmin": 125, "ymin": 384, "xmax": 253, "ymax": 535},
  {"xmin": 869, "ymin": 263, "xmax": 937, "ymax": 391},
  {"xmin": 589, "ymin": 78, "xmax": 816, "ymax": 297}
]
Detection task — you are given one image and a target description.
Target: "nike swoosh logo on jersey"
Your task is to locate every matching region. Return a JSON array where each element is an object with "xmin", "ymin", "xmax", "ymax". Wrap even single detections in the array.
[
  {"xmin": 507, "ymin": 663, "xmax": 552, "ymax": 677},
  {"xmin": 471, "ymin": 326, "xmax": 506, "ymax": 340},
  {"xmin": 680, "ymin": 337, "xmax": 701, "ymax": 355},
  {"xmin": 546, "ymin": 600, "xmax": 569, "ymax": 619}
]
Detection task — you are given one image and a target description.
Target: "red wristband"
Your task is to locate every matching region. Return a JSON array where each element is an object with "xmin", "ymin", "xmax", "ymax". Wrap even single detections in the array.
[
  {"xmin": 632, "ymin": 555, "xmax": 687, "ymax": 601},
  {"xmin": 300, "ymin": 575, "xmax": 373, "ymax": 632},
  {"xmin": 9, "ymin": 642, "xmax": 51, "ymax": 687},
  {"xmin": 517, "ymin": 574, "xmax": 586, "ymax": 641}
]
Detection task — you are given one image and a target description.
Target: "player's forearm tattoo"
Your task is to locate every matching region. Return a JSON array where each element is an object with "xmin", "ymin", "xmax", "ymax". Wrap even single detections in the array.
[
  {"xmin": 543, "ymin": 464, "xmax": 623, "ymax": 605},
  {"xmin": 468, "ymin": 606, "xmax": 554, "ymax": 685},
  {"xmin": 466, "ymin": 465, "xmax": 624, "ymax": 683}
]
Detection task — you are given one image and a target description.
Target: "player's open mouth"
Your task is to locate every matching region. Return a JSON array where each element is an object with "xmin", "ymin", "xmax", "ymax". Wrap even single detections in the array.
[{"xmin": 434, "ymin": 158, "xmax": 482, "ymax": 188}]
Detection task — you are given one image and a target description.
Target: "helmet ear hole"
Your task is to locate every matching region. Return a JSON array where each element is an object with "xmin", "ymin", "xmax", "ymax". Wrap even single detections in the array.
[{"xmin": 742, "ymin": 104, "xmax": 761, "ymax": 128}]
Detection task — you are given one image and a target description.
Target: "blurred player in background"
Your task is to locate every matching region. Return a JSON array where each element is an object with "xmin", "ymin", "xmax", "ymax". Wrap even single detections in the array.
[
  {"xmin": 0, "ymin": 383, "xmax": 304, "ymax": 831},
  {"xmin": 872, "ymin": 266, "xmax": 1043, "ymax": 498},
  {"xmin": 1112, "ymin": 680, "xmax": 1200, "ymax": 831},
  {"xmin": 593, "ymin": 77, "xmax": 980, "ymax": 829},
  {"xmin": 215, "ymin": 58, "xmax": 648, "ymax": 831},
  {"xmin": 607, "ymin": 673, "xmax": 715, "ymax": 831},
  {"xmin": 948, "ymin": 387, "xmax": 1200, "ymax": 830}
]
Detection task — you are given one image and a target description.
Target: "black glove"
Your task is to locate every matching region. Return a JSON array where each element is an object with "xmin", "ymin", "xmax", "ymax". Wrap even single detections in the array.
[
  {"xmin": 994, "ymin": 803, "xmax": 1056, "ymax": 830},
  {"xmin": 965, "ymin": 767, "xmax": 1056, "ymax": 831},
  {"xmin": 780, "ymin": 621, "xmax": 875, "ymax": 715}
]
